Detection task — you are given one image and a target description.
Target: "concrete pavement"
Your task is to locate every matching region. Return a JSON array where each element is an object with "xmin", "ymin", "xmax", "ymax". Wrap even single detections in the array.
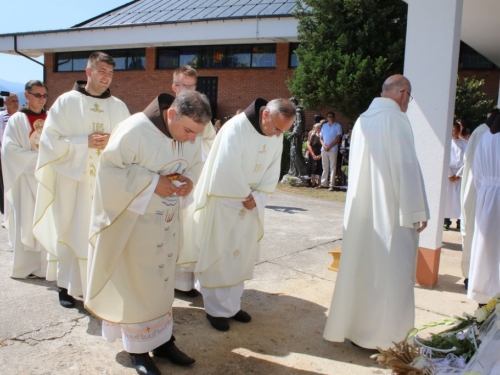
[{"xmin": 0, "ymin": 190, "xmax": 476, "ymax": 374}]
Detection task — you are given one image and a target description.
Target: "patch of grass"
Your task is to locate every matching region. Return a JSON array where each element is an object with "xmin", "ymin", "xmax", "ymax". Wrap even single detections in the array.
[{"xmin": 275, "ymin": 183, "xmax": 346, "ymax": 202}]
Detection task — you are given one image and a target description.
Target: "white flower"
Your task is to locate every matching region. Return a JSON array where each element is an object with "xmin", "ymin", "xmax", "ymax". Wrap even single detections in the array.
[
  {"xmin": 410, "ymin": 356, "xmax": 432, "ymax": 370},
  {"xmin": 475, "ymin": 308, "xmax": 488, "ymax": 323},
  {"xmin": 463, "ymin": 371, "xmax": 484, "ymax": 375},
  {"xmin": 493, "ymin": 292, "xmax": 500, "ymax": 301}
]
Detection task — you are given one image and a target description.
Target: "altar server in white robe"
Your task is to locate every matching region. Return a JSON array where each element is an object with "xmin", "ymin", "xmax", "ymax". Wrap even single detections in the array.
[
  {"xmin": 170, "ymin": 65, "xmax": 216, "ymax": 298},
  {"xmin": 323, "ymin": 75, "xmax": 429, "ymax": 350},
  {"xmin": 33, "ymin": 52, "xmax": 130, "ymax": 308},
  {"xmin": 460, "ymin": 109, "xmax": 498, "ymax": 286},
  {"xmin": 179, "ymin": 98, "xmax": 295, "ymax": 332},
  {"xmin": 467, "ymin": 115, "xmax": 500, "ymax": 306},
  {"xmin": 86, "ymin": 91, "xmax": 211, "ymax": 375},
  {"xmin": 443, "ymin": 121, "xmax": 468, "ymax": 230},
  {"xmin": 2, "ymin": 80, "xmax": 48, "ymax": 278}
]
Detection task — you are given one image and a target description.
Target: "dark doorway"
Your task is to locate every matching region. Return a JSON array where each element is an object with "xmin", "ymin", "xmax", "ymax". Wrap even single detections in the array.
[{"xmin": 197, "ymin": 77, "xmax": 218, "ymax": 120}]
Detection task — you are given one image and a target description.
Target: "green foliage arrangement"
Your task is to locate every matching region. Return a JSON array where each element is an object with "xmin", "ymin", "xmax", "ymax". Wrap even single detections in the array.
[
  {"xmin": 288, "ymin": 0, "xmax": 408, "ymax": 120},
  {"xmin": 419, "ymin": 334, "xmax": 480, "ymax": 363}
]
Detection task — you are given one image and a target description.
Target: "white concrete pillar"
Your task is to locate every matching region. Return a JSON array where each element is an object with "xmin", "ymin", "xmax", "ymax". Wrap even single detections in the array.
[{"xmin": 404, "ymin": 0, "xmax": 463, "ymax": 286}]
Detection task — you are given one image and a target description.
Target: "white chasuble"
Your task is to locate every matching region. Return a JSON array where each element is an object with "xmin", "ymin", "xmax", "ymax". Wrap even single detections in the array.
[
  {"xmin": 323, "ymin": 98, "xmax": 429, "ymax": 350},
  {"xmin": 2, "ymin": 111, "xmax": 47, "ymax": 278},
  {"xmin": 85, "ymin": 112, "xmax": 202, "ymax": 324},
  {"xmin": 444, "ymin": 138, "xmax": 467, "ymax": 218},
  {"xmin": 33, "ymin": 88, "xmax": 129, "ymax": 297},
  {"xmin": 460, "ymin": 124, "xmax": 489, "ymax": 278},
  {"xmin": 179, "ymin": 112, "xmax": 282, "ymax": 289},
  {"xmin": 467, "ymin": 131, "xmax": 500, "ymax": 304}
]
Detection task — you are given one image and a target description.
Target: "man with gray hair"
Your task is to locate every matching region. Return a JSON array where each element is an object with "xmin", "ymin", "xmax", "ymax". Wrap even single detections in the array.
[
  {"xmin": 86, "ymin": 90, "xmax": 211, "ymax": 374},
  {"xmin": 179, "ymin": 98, "xmax": 295, "ymax": 331},
  {"xmin": 34, "ymin": 51, "xmax": 130, "ymax": 308},
  {"xmin": 324, "ymin": 74, "xmax": 429, "ymax": 350}
]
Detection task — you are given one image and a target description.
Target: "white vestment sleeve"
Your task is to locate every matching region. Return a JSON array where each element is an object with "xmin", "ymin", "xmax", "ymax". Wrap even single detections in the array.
[
  {"xmin": 127, "ymin": 174, "xmax": 160, "ymax": 215},
  {"xmin": 251, "ymin": 190, "xmax": 270, "ymax": 216}
]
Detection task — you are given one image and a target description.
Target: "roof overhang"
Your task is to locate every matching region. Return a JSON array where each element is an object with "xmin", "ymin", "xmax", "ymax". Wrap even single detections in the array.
[
  {"xmin": 403, "ymin": 0, "xmax": 500, "ymax": 67},
  {"xmin": 0, "ymin": 17, "xmax": 298, "ymax": 57}
]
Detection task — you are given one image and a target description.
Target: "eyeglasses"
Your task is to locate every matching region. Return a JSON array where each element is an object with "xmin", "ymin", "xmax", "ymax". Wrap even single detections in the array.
[
  {"xmin": 400, "ymin": 90, "xmax": 413, "ymax": 103},
  {"xmin": 27, "ymin": 92, "xmax": 48, "ymax": 99},
  {"xmin": 174, "ymin": 83, "xmax": 196, "ymax": 89},
  {"xmin": 270, "ymin": 114, "xmax": 285, "ymax": 134}
]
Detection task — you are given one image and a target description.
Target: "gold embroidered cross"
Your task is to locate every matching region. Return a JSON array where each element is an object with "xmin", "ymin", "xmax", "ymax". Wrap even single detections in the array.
[{"xmin": 90, "ymin": 103, "xmax": 104, "ymax": 113}]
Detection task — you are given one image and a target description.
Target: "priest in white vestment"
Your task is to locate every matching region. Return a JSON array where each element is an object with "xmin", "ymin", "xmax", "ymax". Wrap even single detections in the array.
[
  {"xmin": 2, "ymin": 81, "xmax": 48, "ymax": 278},
  {"xmin": 323, "ymin": 75, "xmax": 429, "ymax": 350},
  {"xmin": 467, "ymin": 115, "xmax": 500, "ymax": 306},
  {"xmin": 86, "ymin": 91, "xmax": 212, "ymax": 374},
  {"xmin": 443, "ymin": 122, "xmax": 467, "ymax": 230},
  {"xmin": 460, "ymin": 110, "xmax": 497, "ymax": 286},
  {"xmin": 179, "ymin": 98, "xmax": 295, "ymax": 332},
  {"xmin": 33, "ymin": 52, "xmax": 130, "ymax": 308},
  {"xmin": 169, "ymin": 65, "xmax": 217, "ymax": 298}
]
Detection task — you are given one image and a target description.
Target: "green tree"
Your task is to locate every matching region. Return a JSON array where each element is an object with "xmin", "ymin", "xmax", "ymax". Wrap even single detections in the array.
[
  {"xmin": 288, "ymin": 0, "xmax": 407, "ymax": 120},
  {"xmin": 454, "ymin": 76, "xmax": 496, "ymax": 131}
]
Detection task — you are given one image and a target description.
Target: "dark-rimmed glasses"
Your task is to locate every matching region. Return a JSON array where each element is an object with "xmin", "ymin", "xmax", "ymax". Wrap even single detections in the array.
[{"xmin": 27, "ymin": 92, "xmax": 48, "ymax": 99}]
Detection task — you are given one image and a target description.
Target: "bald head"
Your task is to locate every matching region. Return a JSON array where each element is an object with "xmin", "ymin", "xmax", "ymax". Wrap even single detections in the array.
[{"xmin": 381, "ymin": 74, "xmax": 412, "ymax": 113}]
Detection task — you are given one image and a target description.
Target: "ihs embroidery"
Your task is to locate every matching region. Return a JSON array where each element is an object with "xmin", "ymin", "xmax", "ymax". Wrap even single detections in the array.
[
  {"xmin": 254, "ymin": 164, "xmax": 262, "ymax": 173},
  {"xmin": 258, "ymin": 144, "xmax": 267, "ymax": 154},
  {"xmin": 90, "ymin": 103, "xmax": 104, "ymax": 113}
]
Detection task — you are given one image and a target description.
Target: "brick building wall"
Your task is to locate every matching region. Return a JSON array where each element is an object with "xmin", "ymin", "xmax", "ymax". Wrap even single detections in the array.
[
  {"xmin": 43, "ymin": 43, "xmax": 343, "ymax": 131},
  {"xmin": 43, "ymin": 45, "xmax": 498, "ymax": 135}
]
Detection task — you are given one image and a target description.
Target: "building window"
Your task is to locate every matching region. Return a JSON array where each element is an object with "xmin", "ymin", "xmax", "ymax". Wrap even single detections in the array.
[
  {"xmin": 251, "ymin": 44, "xmax": 276, "ymax": 68},
  {"xmin": 289, "ymin": 43, "xmax": 300, "ymax": 68},
  {"xmin": 226, "ymin": 45, "xmax": 251, "ymax": 68},
  {"xmin": 157, "ymin": 44, "xmax": 276, "ymax": 69},
  {"xmin": 158, "ymin": 49, "xmax": 179, "ymax": 69},
  {"xmin": 179, "ymin": 47, "xmax": 202, "ymax": 69},
  {"xmin": 459, "ymin": 42, "xmax": 498, "ymax": 70},
  {"xmin": 55, "ymin": 49, "xmax": 146, "ymax": 72}
]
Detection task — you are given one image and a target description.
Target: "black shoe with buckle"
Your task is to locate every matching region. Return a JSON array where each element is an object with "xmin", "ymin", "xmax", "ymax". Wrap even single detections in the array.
[
  {"xmin": 130, "ymin": 353, "xmax": 161, "ymax": 375},
  {"xmin": 58, "ymin": 287, "xmax": 75, "ymax": 308},
  {"xmin": 206, "ymin": 314, "xmax": 230, "ymax": 331},
  {"xmin": 231, "ymin": 310, "xmax": 251, "ymax": 323},
  {"xmin": 152, "ymin": 336, "xmax": 195, "ymax": 366}
]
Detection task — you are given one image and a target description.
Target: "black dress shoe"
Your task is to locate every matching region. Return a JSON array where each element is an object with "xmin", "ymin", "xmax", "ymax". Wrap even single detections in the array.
[
  {"xmin": 231, "ymin": 310, "xmax": 251, "ymax": 323},
  {"xmin": 464, "ymin": 278, "xmax": 469, "ymax": 290},
  {"xmin": 175, "ymin": 288, "xmax": 200, "ymax": 298},
  {"xmin": 129, "ymin": 353, "xmax": 161, "ymax": 375},
  {"xmin": 206, "ymin": 314, "xmax": 230, "ymax": 331},
  {"xmin": 152, "ymin": 336, "xmax": 195, "ymax": 366},
  {"xmin": 58, "ymin": 287, "xmax": 75, "ymax": 308}
]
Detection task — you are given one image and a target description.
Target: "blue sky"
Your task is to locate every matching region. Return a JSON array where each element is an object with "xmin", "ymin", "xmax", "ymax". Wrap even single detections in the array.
[{"xmin": 0, "ymin": 0, "xmax": 127, "ymax": 88}]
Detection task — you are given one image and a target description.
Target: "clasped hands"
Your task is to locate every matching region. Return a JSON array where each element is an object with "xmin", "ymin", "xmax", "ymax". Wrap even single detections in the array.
[
  {"xmin": 88, "ymin": 132, "xmax": 110, "ymax": 150},
  {"xmin": 154, "ymin": 175, "xmax": 193, "ymax": 198},
  {"xmin": 449, "ymin": 175, "xmax": 461, "ymax": 182}
]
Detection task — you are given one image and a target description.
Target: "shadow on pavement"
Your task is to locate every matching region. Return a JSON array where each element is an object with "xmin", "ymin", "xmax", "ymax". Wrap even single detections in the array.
[{"xmin": 266, "ymin": 206, "xmax": 308, "ymax": 214}]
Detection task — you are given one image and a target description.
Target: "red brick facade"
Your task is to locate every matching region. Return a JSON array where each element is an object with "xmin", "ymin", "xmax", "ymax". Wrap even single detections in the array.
[{"xmin": 43, "ymin": 44, "xmax": 498, "ymax": 134}]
